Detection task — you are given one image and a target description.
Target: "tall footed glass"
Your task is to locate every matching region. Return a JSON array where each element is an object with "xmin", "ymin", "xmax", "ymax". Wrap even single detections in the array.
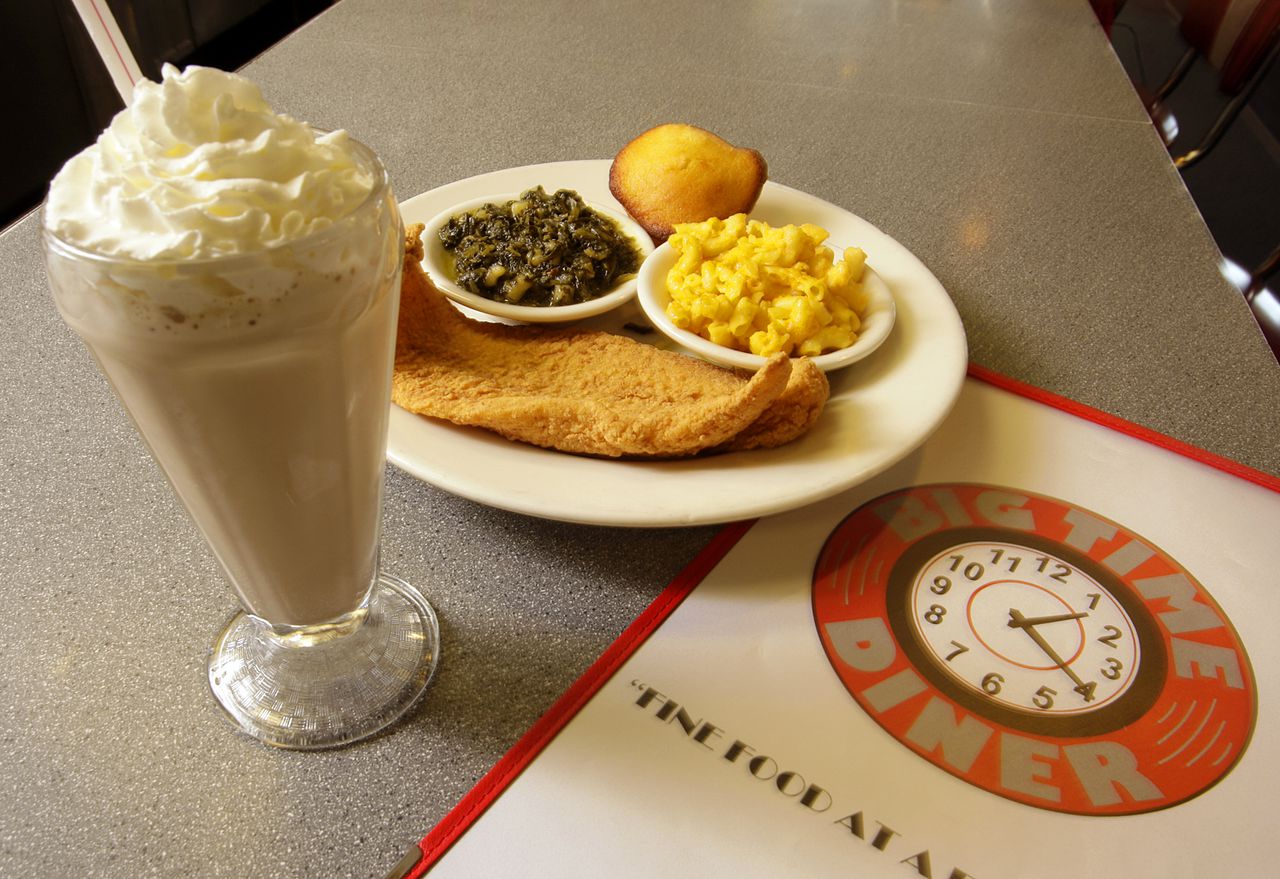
[{"xmin": 43, "ymin": 138, "xmax": 439, "ymax": 749}]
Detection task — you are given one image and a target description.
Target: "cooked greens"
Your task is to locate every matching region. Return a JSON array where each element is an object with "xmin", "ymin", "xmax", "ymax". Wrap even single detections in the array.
[{"xmin": 438, "ymin": 187, "xmax": 643, "ymax": 307}]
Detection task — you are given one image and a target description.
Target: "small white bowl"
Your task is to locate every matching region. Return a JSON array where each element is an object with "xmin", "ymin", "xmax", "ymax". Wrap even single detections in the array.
[
  {"xmin": 636, "ymin": 242, "xmax": 897, "ymax": 372},
  {"xmin": 419, "ymin": 192, "xmax": 654, "ymax": 323}
]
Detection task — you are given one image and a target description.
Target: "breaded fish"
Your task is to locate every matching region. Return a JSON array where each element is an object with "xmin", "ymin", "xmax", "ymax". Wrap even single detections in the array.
[
  {"xmin": 720, "ymin": 358, "xmax": 829, "ymax": 452},
  {"xmin": 393, "ymin": 225, "xmax": 828, "ymax": 458}
]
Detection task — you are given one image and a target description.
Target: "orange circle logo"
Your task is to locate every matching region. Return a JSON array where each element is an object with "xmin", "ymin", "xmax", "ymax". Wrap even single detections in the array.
[{"xmin": 812, "ymin": 484, "xmax": 1255, "ymax": 815}]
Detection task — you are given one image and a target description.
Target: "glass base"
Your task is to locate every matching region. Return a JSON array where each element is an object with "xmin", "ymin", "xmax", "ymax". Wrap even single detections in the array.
[{"xmin": 207, "ymin": 572, "xmax": 440, "ymax": 749}]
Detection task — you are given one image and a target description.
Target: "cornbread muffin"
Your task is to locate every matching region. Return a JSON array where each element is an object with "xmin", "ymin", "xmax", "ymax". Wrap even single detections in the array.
[{"xmin": 609, "ymin": 124, "xmax": 767, "ymax": 244}]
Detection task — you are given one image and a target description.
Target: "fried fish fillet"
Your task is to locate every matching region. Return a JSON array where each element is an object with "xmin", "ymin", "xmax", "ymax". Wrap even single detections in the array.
[
  {"xmin": 721, "ymin": 359, "xmax": 829, "ymax": 452},
  {"xmin": 393, "ymin": 225, "xmax": 828, "ymax": 458}
]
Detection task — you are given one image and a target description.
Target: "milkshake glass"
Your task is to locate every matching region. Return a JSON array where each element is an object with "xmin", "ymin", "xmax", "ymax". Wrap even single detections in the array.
[{"xmin": 42, "ymin": 67, "xmax": 439, "ymax": 749}]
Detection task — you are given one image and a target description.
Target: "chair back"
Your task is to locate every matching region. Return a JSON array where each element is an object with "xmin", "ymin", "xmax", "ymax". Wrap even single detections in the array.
[
  {"xmin": 1220, "ymin": 0, "xmax": 1280, "ymax": 92},
  {"xmin": 1179, "ymin": 0, "xmax": 1280, "ymax": 92}
]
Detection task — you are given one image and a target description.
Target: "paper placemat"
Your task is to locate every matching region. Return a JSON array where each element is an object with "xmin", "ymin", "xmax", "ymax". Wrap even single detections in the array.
[{"xmin": 392, "ymin": 370, "xmax": 1279, "ymax": 878}]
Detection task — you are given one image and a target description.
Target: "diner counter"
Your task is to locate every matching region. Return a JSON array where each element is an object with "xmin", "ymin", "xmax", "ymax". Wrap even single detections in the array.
[{"xmin": 2, "ymin": 1, "xmax": 1277, "ymax": 876}]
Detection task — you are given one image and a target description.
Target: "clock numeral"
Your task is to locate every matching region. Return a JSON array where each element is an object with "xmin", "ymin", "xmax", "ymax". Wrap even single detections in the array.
[
  {"xmin": 1073, "ymin": 680, "xmax": 1099, "ymax": 702},
  {"xmin": 1086, "ymin": 592, "xmax": 1102, "ymax": 610},
  {"xmin": 947, "ymin": 554, "xmax": 964, "ymax": 571},
  {"xmin": 987, "ymin": 547, "xmax": 1022, "ymax": 571},
  {"xmin": 981, "ymin": 672, "xmax": 1004, "ymax": 695},
  {"xmin": 1032, "ymin": 685, "xmax": 1057, "ymax": 709},
  {"xmin": 963, "ymin": 562, "xmax": 985, "ymax": 581},
  {"xmin": 924, "ymin": 605, "xmax": 947, "ymax": 625},
  {"xmin": 1033, "ymin": 556, "xmax": 1072, "ymax": 581},
  {"xmin": 1098, "ymin": 625, "xmax": 1123, "ymax": 648},
  {"xmin": 944, "ymin": 640, "xmax": 969, "ymax": 662},
  {"xmin": 930, "ymin": 576, "xmax": 951, "ymax": 595},
  {"xmin": 1100, "ymin": 657, "xmax": 1124, "ymax": 680}
]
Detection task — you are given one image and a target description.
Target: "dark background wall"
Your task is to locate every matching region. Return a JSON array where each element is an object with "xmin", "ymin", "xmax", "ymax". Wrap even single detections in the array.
[{"xmin": 0, "ymin": 0, "xmax": 334, "ymax": 230}]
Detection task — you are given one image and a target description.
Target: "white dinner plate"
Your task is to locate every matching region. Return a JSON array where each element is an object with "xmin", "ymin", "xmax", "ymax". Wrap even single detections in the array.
[{"xmin": 391, "ymin": 160, "xmax": 967, "ymax": 527}]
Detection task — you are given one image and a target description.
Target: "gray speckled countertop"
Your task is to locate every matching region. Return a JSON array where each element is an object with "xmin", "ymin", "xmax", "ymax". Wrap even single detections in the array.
[{"xmin": 3, "ymin": 1, "xmax": 1277, "ymax": 877}]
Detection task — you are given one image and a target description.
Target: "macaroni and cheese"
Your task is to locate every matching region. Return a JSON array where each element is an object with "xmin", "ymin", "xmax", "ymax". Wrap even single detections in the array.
[{"xmin": 664, "ymin": 214, "xmax": 869, "ymax": 358}]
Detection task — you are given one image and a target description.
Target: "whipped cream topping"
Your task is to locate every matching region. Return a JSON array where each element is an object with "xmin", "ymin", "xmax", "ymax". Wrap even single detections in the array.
[{"xmin": 45, "ymin": 64, "xmax": 376, "ymax": 260}]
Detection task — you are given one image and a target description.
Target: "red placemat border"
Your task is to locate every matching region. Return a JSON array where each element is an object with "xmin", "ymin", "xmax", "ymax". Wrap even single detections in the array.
[{"xmin": 966, "ymin": 363, "xmax": 1280, "ymax": 493}]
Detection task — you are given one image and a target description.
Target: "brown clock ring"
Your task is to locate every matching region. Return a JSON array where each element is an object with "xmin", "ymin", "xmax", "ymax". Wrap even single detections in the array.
[
  {"xmin": 885, "ymin": 526, "xmax": 1167, "ymax": 738},
  {"xmin": 812, "ymin": 483, "xmax": 1256, "ymax": 816}
]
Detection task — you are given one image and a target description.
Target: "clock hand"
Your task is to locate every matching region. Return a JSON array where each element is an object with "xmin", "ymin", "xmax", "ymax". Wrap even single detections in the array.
[
  {"xmin": 1007, "ymin": 609, "xmax": 1089, "ymax": 690},
  {"xmin": 1008, "ymin": 610, "xmax": 1089, "ymax": 628}
]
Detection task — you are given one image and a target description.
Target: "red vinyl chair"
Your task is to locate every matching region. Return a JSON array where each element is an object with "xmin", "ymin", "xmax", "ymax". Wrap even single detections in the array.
[
  {"xmin": 1145, "ymin": 0, "xmax": 1280, "ymax": 168},
  {"xmin": 1141, "ymin": 2, "xmax": 1280, "ymax": 361},
  {"xmin": 1090, "ymin": 0, "xmax": 1123, "ymax": 35}
]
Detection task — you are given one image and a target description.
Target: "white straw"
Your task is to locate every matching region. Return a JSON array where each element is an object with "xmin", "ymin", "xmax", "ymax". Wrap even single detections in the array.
[{"xmin": 69, "ymin": 0, "xmax": 145, "ymax": 105}]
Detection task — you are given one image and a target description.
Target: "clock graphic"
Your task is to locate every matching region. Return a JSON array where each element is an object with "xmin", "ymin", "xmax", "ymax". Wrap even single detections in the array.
[{"xmin": 813, "ymin": 484, "xmax": 1255, "ymax": 816}]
